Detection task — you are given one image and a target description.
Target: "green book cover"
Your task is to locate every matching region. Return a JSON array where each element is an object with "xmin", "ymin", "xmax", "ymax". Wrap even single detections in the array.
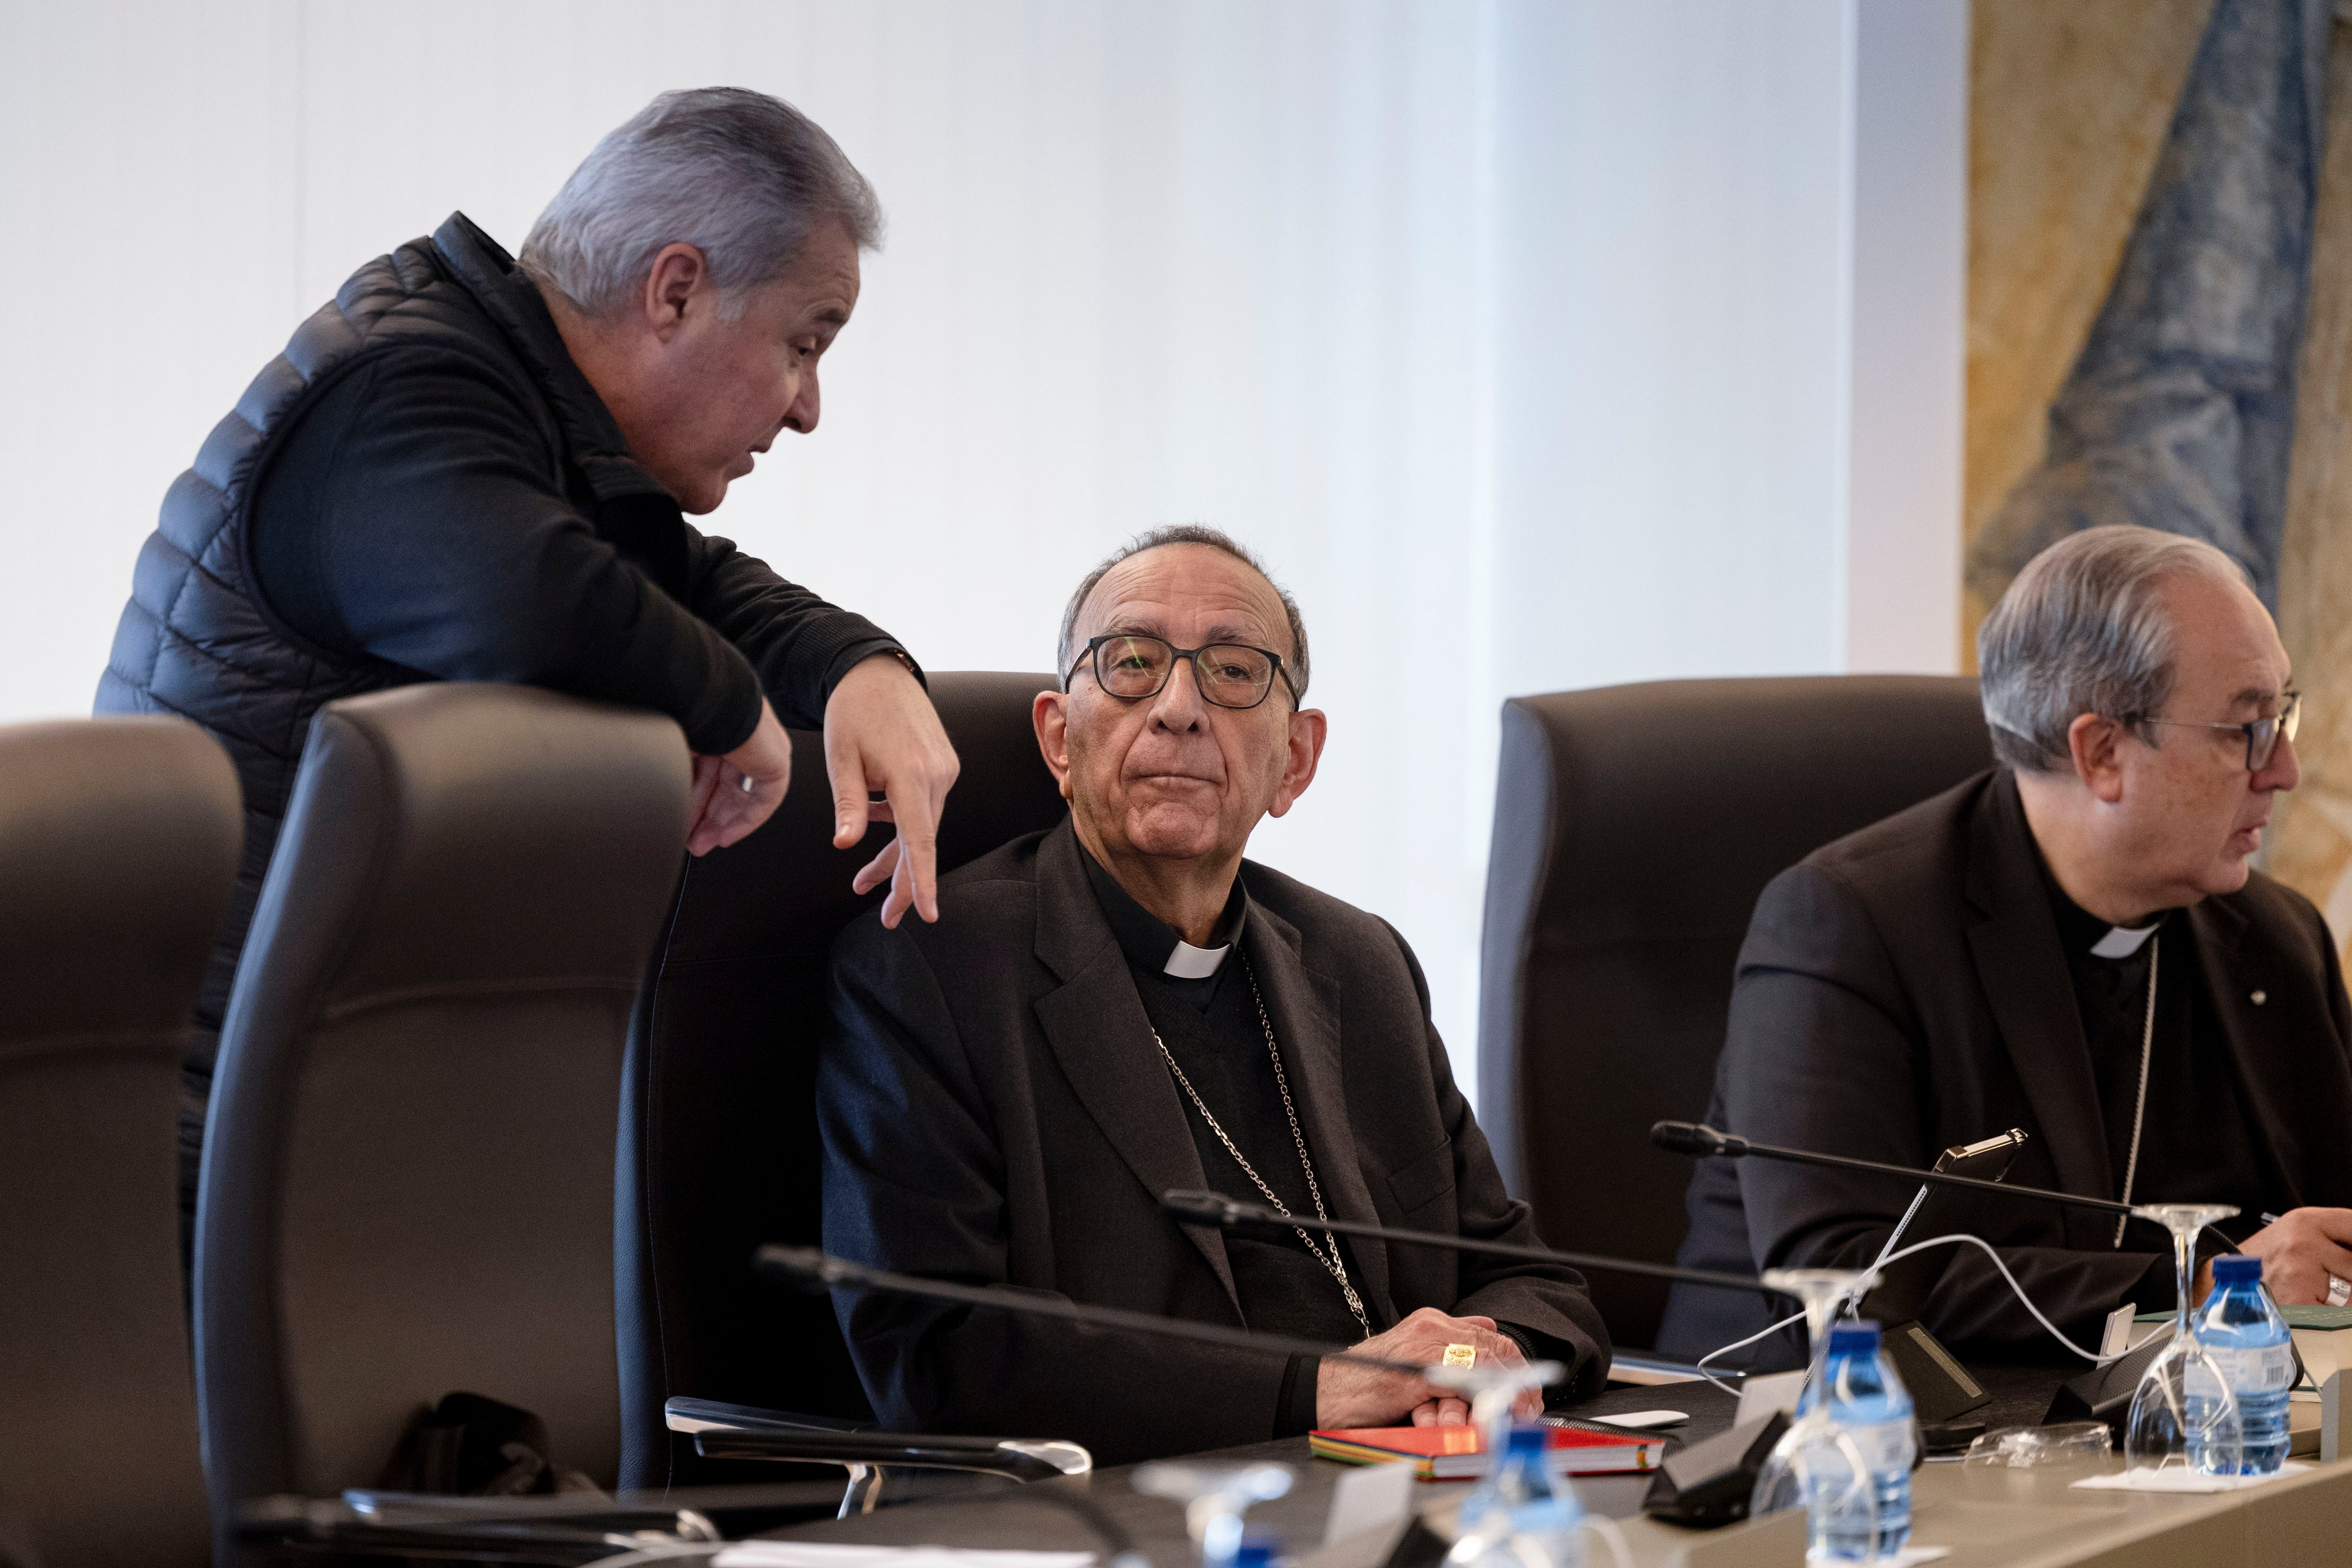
[{"xmin": 2133, "ymin": 1305, "xmax": 2352, "ymax": 1329}]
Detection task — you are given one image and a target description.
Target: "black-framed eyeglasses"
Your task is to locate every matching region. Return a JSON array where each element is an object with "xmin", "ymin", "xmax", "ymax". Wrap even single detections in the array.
[
  {"xmin": 1065, "ymin": 633, "xmax": 1300, "ymax": 710},
  {"xmin": 2128, "ymin": 691, "xmax": 2301, "ymax": 771}
]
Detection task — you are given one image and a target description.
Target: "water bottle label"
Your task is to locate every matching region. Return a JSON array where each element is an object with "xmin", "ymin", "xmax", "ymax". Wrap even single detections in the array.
[
  {"xmin": 1835, "ymin": 1418, "xmax": 1916, "ymax": 1474},
  {"xmin": 2193, "ymin": 1344, "xmax": 2296, "ymax": 1395}
]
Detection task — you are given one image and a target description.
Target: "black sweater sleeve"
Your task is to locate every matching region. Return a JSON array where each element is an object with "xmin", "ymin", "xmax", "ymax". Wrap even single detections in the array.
[
  {"xmin": 247, "ymin": 349, "xmax": 900, "ymax": 751},
  {"xmin": 682, "ymin": 528, "xmax": 917, "ymax": 731}
]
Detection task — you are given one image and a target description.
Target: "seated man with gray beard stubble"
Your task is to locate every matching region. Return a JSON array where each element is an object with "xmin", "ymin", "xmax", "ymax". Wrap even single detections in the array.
[
  {"xmin": 1661, "ymin": 524, "xmax": 2352, "ymax": 1372},
  {"xmin": 818, "ymin": 527, "xmax": 1609, "ymax": 1464}
]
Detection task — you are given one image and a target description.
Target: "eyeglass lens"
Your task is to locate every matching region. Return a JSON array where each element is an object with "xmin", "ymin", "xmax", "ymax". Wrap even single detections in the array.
[
  {"xmin": 1095, "ymin": 636, "xmax": 1276, "ymax": 707},
  {"xmin": 2252, "ymin": 697, "xmax": 2301, "ymax": 769}
]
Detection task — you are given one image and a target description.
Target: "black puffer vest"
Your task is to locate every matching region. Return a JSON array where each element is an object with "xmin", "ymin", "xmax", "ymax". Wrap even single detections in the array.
[{"xmin": 95, "ymin": 214, "xmax": 675, "ymax": 1054}]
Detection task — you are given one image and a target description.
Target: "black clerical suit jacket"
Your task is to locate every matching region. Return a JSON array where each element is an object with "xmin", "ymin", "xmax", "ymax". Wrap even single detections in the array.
[
  {"xmin": 818, "ymin": 819, "xmax": 1609, "ymax": 1464},
  {"xmin": 1659, "ymin": 768, "xmax": 2352, "ymax": 1366}
]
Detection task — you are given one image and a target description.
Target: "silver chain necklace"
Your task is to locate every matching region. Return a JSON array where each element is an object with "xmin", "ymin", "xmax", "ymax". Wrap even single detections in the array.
[
  {"xmin": 1152, "ymin": 957, "xmax": 1373, "ymax": 1340},
  {"xmin": 2111, "ymin": 932, "xmax": 2160, "ymax": 1249}
]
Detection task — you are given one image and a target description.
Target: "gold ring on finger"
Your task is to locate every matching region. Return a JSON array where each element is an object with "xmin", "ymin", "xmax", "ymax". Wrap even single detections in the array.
[{"xmin": 1442, "ymin": 1342, "xmax": 1477, "ymax": 1369}]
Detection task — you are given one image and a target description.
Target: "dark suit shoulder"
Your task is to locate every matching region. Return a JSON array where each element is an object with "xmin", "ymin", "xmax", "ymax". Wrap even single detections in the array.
[
  {"xmin": 2218, "ymin": 868, "xmax": 2335, "ymax": 968},
  {"xmin": 832, "ymin": 829, "xmax": 1052, "ymax": 977},
  {"xmin": 1740, "ymin": 773, "xmax": 2000, "ymax": 999},
  {"xmin": 1240, "ymin": 856, "xmax": 1410, "ymax": 966},
  {"xmin": 1799, "ymin": 769, "xmax": 1994, "ymax": 889},
  {"xmin": 938, "ymin": 828, "xmax": 1052, "ymax": 897}
]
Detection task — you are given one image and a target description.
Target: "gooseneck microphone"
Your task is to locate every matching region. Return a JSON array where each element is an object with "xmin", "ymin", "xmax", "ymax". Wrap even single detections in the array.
[
  {"xmin": 1157, "ymin": 1189, "xmax": 1792, "ymax": 1298},
  {"xmin": 1648, "ymin": 1121, "xmax": 2140, "ymax": 1219},
  {"xmin": 757, "ymin": 1244, "xmax": 1436, "ymax": 1375}
]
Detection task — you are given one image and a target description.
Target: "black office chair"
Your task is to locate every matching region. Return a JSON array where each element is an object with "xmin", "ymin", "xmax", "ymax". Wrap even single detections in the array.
[
  {"xmin": 0, "ymin": 716, "xmax": 240, "ymax": 1568},
  {"xmin": 618, "ymin": 672, "xmax": 1071, "ymax": 1496},
  {"xmin": 195, "ymin": 684, "xmax": 694, "ymax": 1550},
  {"xmin": 1475, "ymin": 675, "xmax": 1992, "ymax": 1352},
  {"xmin": 0, "ymin": 1518, "xmax": 33, "ymax": 1568}
]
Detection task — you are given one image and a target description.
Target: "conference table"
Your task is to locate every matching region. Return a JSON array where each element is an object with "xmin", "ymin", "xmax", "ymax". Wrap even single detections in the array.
[{"xmin": 761, "ymin": 1367, "xmax": 2352, "ymax": 1567}]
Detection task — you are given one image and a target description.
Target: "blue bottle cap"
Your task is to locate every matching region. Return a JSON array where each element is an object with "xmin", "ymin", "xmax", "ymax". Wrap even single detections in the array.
[
  {"xmin": 1827, "ymin": 1320, "xmax": 1882, "ymax": 1355},
  {"xmin": 2212, "ymin": 1254, "xmax": 2262, "ymax": 1284},
  {"xmin": 1234, "ymin": 1538, "xmax": 1278, "ymax": 1568},
  {"xmin": 1504, "ymin": 1422, "xmax": 1549, "ymax": 1456}
]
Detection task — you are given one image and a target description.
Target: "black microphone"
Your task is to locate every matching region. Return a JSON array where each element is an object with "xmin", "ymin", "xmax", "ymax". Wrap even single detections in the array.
[
  {"xmin": 1158, "ymin": 1188, "xmax": 1793, "ymax": 1299},
  {"xmin": 1648, "ymin": 1121, "xmax": 2139, "ymax": 1219},
  {"xmin": 755, "ymin": 1245, "xmax": 1442, "ymax": 1377}
]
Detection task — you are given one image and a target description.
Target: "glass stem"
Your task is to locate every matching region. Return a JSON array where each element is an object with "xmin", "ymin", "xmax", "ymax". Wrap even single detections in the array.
[
  {"xmin": 1803, "ymin": 1295, "xmax": 1835, "ymax": 1408},
  {"xmin": 1475, "ymin": 1386, "xmax": 1512, "ymax": 1472},
  {"xmin": 2173, "ymin": 1224, "xmax": 2196, "ymax": 1345}
]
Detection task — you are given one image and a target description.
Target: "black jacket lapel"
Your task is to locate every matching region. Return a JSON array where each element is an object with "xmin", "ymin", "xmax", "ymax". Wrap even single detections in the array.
[
  {"xmin": 1239, "ymin": 893, "xmax": 1395, "ymax": 1326},
  {"xmin": 1963, "ymin": 773, "xmax": 2114, "ymax": 1246},
  {"xmin": 2191, "ymin": 896, "xmax": 2302, "ymax": 1205},
  {"xmin": 1029, "ymin": 823, "xmax": 1238, "ymax": 1311}
]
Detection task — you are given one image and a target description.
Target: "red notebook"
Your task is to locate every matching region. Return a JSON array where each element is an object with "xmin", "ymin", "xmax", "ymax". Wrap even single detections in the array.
[{"xmin": 1308, "ymin": 1424, "xmax": 1666, "ymax": 1480}]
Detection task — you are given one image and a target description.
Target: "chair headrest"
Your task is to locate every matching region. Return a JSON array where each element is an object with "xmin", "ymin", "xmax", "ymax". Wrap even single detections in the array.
[
  {"xmin": 0, "ymin": 716, "xmax": 240, "ymax": 1044},
  {"xmin": 236, "ymin": 684, "xmax": 691, "ymax": 1019}
]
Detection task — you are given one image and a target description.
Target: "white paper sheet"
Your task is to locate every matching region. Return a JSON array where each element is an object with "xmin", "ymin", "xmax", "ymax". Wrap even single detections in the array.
[
  {"xmin": 2070, "ymin": 1460, "xmax": 2313, "ymax": 1494},
  {"xmin": 713, "ymin": 1546, "xmax": 1097, "ymax": 1568},
  {"xmin": 1321, "ymin": 1458, "xmax": 1414, "ymax": 1546}
]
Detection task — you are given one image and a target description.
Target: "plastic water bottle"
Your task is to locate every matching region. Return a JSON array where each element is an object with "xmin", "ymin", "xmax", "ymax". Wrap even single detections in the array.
[
  {"xmin": 1457, "ymin": 1423, "xmax": 1585, "ymax": 1568},
  {"xmin": 1809, "ymin": 1321, "xmax": 1915, "ymax": 1562},
  {"xmin": 2193, "ymin": 1255, "xmax": 2296, "ymax": 1475}
]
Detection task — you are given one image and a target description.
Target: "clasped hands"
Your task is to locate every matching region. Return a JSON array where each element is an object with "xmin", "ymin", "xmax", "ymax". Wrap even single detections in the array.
[
  {"xmin": 2217, "ymin": 1207, "xmax": 2352, "ymax": 1305},
  {"xmin": 1317, "ymin": 1306, "xmax": 1546, "ymax": 1429},
  {"xmin": 683, "ymin": 653, "xmax": 961, "ymax": 927}
]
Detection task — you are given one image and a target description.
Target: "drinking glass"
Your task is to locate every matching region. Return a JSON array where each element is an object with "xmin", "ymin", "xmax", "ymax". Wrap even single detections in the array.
[
  {"xmin": 1747, "ymin": 1267, "xmax": 1879, "ymax": 1539},
  {"xmin": 1132, "ymin": 1461, "xmax": 1294, "ymax": 1568},
  {"xmin": 1424, "ymin": 1356, "xmax": 1567, "ymax": 1485},
  {"xmin": 2123, "ymin": 1203, "xmax": 2242, "ymax": 1479},
  {"xmin": 1426, "ymin": 1358, "xmax": 1563, "ymax": 1566}
]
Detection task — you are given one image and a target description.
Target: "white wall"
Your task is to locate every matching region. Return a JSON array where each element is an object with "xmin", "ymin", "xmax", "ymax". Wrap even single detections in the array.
[
  {"xmin": 0, "ymin": 0, "xmax": 1964, "ymax": 1099},
  {"xmin": 1847, "ymin": 0, "xmax": 1968, "ymax": 674}
]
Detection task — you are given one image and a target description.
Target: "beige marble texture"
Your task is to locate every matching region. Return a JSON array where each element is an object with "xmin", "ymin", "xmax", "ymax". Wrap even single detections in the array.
[
  {"xmin": 1964, "ymin": 0, "xmax": 2212, "ymax": 660},
  {"xmin": 1965, "ymin": 0, "xmax": 2352, "ymax": 956},
  {"xmin": 2270, "ymin": 18, "xmax": 2352, "ymax": 958}
]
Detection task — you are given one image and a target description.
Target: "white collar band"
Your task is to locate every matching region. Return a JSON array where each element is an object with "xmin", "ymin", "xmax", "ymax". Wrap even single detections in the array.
[
  {"xmin": 1164, "ymin": 942, "xmax": 1230, "ymax": 980},
  {"xmin": 2090, "ymin": 924, "xmax": 2158, "ymax": 960}
]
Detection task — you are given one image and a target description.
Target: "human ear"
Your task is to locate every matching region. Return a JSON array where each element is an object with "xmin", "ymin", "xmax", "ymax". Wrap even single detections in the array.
[
  {"xmin": 2068, "ymin": 712, "xmax": 2129, "ymax": 804},
  {"xmin": 641, "ymin": 243, "xmax": 709, "ymax": 339},
  {"xmin": 1033, "ymin": 690, "xmax": 1075, "ymax": 801},
  {"xmin": 1267, "ymin": 707, "xmax": 1327, "ymax": 818}
]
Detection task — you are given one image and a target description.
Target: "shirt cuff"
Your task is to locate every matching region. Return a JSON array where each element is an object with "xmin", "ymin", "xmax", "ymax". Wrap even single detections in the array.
[
  {"xmin": 1495, "ymin": 1322, "xmax": 1576, "ymax": 1409},
  {"xmin": 1274, "ymin": 1354, "xmax": 1321, "ymax": 1438},
  {"xmin": 818, "ymin": 639, "xmax": 926, "ymax": 707}
]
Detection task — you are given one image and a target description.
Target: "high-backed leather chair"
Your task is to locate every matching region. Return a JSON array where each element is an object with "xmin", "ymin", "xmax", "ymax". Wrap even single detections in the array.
[
  {"xmin": 0, "ymin": 717, "xmax": 240, "ymax": 1568},
  {"xmin": 1476, "ymin": 675, "xmax": 1992, "ymax": 1352},
  {"xmin": 195, "ymin": 684, "xmax": 691, "ymax": 1533},
  {"xmin": 0, "ymin": 1518, "xmax": 34, "ymax": 1568},
  {"xmin": 619, "ymin": 672, "xmax": 1067, "ymax": 1490}
]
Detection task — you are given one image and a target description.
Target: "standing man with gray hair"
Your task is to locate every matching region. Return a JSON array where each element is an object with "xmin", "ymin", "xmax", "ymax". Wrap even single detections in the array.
[
  {"xmin": 1658, "ymin": 523, "xmax": 2352, "ymax": 1369},
  {"xmin": 96, "ymin": 88, "xmax": 957, "ymax": 1244}
]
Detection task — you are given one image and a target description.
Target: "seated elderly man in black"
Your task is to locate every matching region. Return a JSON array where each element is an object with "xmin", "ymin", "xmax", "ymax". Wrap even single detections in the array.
[
  {"xmin": 1660, "ymin": 524, "xmax": 2352, "ymax": 1370},
  {"xmin": 819, "ymin": 526, "xmax": 1608, "ymax": 1463}
]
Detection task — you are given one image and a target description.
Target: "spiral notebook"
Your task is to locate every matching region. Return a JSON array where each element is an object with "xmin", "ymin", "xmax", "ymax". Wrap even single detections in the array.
[{"xmin": 1307, "ymin": 1424, "xmax": 1665, "ymax": 1480}]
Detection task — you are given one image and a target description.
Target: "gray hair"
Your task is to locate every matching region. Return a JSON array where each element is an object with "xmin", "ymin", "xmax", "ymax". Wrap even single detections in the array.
[
  {"xmin": 520, "ymin": 87, "xmax": 882, "ymax": 319},
  {"xmin": 1977, "ymin": 524, "xmax": 2252, "ymax": 773},
  {"xmin": 1057, "ymin": 526, "xmax": 1311, "ymax": 702}
]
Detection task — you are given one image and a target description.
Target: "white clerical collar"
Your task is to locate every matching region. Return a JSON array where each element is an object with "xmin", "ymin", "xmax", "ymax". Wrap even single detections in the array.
[
  {"xmin": 1164, "ymin": 941, "xmax": 1231, "ymax": 980},
  {"xmin": 2090, "ymin": 923, "xmax": 2159, "ymax": 960}
]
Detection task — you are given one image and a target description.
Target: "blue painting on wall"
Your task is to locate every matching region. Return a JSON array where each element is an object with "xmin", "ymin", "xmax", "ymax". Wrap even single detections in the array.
[{"xmin": 1969, "ymin": 0, "xmax": 2334, "ymax": 613}]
